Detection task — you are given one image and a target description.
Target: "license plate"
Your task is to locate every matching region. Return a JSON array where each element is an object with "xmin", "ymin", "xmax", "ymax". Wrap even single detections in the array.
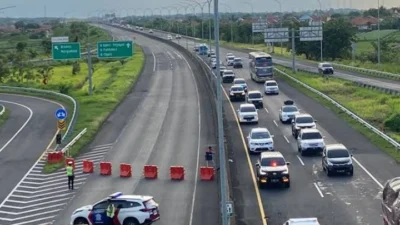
[
  {"xmin": 271, "ymin": 179, "xmax": 279, "ymax": 183},
  {"xmin": 235, "ymin": 94, "xmax": 240, "ymax": 97},
  {"xmin": 337, "ymin": 170, "xmax": 345, "ymax": 173}
]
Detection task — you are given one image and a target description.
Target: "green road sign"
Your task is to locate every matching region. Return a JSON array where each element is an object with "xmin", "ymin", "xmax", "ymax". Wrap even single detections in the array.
[
  {"xmin": 97, "ymin": 41, "xmax": 134, "ymax": 58},
  {"xmin": 52, "ymin": 43, "xmax": 81, "ymax": 60}
]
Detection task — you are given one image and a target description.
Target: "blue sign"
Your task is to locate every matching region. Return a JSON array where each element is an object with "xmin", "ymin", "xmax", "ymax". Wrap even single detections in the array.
[{"xmin": 55, "ymin": 108, "xmax": 67, "ymax": 120}]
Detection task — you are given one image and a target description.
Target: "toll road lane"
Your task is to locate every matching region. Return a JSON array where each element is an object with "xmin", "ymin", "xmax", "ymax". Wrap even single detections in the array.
[
  {"xmin": 0, "ymin": 94, "xmax": 62, "ymax": 205},
  {"xmin": 52, "ymin": 27, "xmax": 218, "ymax": 225}
]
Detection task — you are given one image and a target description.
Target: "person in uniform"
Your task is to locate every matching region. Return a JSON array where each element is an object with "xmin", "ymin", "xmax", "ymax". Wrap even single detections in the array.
[
  {"xmin": 106, "ymin": 199, "xmax": 116, "ymax": 225},
  {"xmin": 66, "ymin": 161, "xmax": 74, "ymax": 190}
]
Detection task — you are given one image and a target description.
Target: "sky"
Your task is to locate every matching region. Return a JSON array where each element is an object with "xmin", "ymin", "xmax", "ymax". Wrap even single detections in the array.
[{"xmin": 0, "ymin": 0, "xmax": 398, "ymax": 18}]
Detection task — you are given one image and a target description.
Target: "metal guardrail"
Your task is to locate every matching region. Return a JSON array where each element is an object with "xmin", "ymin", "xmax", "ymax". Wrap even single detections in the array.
[
  {"xmin": 0, "ymin": 86, "xmax": 78, "ymax": 144},
  {"xmin": 0, "ymin": 104, "xmax": 4, "ymax": 116},
  {"xmin": 273, "ymin": 68, "xmax": 400, "ymax": 149},
  {"xmin": 61, "ymin": 128, "xmax": 87, "ymax": 156}
]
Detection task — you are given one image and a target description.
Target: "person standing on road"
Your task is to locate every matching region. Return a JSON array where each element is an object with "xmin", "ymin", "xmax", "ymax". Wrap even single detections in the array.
[{"xmin": 66, "ymin": 161, "xmax": 74, "ymax": 190}]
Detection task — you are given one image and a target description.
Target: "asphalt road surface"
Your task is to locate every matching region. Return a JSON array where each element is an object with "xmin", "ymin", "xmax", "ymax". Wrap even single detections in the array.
[
  {"xmin": 52, "ymin": 25, "xmax": 219, "ymax": 225},
  {"xmin": 150, "ymin": 29, "xmax": 400, "ymax": 92},
  {"xmin": 0, "ymin": 94, "xmax": 62, "ymax": 221},
  {"xmin": 144, "ymin": 31, "xmax": 400, "ymax": 225}
]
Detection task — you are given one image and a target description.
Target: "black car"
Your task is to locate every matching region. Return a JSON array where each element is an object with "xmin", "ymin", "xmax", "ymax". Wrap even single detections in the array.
[
  {"xmin": 233, "ymin": 58, "xmax": 243, "ymax": 68},
  {"xmin": 256, "ymin": 152, "xmax": 290, "ymax": 188}
]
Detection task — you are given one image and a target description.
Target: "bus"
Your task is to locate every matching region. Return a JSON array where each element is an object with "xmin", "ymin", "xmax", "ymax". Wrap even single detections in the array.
[
  {"xmin": 198, "ymin": 44, "xmax": 208, "ymax": 56},
  {"xmin": 248, "ymin": 52, "xmax": 273, "ymax": 82}
]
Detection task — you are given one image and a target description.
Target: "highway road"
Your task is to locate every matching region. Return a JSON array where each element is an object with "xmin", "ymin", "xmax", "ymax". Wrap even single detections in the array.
[
  {"xmin": 52, "ymin": 25, "xmax": 219, "ymax": 225},
  {"xmin": 149, "ymin": 29, "xmax": 400, "ymax": 92},
  {"xmin": 0, "ymin": 94, "xmax": 63, "ymax": 222},
  {"xmin": 143, "ymin": 31, "xmax": 400, "ymax": 225}
]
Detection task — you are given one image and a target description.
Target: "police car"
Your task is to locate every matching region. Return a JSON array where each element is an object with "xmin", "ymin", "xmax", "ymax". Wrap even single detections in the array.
[{"xmin": 70, "ymin": 192, "xmax": 160, "ymax": 225}]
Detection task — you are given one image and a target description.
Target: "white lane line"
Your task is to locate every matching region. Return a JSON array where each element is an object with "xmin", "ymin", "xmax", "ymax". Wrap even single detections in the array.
[
  {"xmin": 283, "ymin": 136, "xmax": 290, "ymax": 143},
  {"xmin": 0, "ymin": 100, "xmax": 33, "ymax": 153},
  {"xmin": 296, "ymin": 156, "xmax": 305, "ymax": 166},
  {"xmin": 313, "ymin": 182, "xmax": 324, "ymax": 197},
  {"xmin": 152, "ymin": 51, "xmax": 156, "ymax": 72},
  {"xmin": 273, "ymin": 120, "xmax": 278, "ymax": 127},
  {"xmin": 180, "ymin": 52, "xmax": 202, "ymax": 225},
  {"xmin": 352, "ymin": 157, "xmax": 383, "ymax": 189},
  {"xmin": 0, "ymin": 209, "xmax": 61, "ymax": 222},
  {"xmin": 264, "ymin": 108, "xmax": 269, "ymax": 113},
  {"xmin": 9, "ymin": 216, "xmax": 56, "ymax": 225}
]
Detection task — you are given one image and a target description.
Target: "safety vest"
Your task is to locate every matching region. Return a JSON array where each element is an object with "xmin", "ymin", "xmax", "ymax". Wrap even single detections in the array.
[
  {"xmin": 66, "ymin": 166, "xmax": 74, "ymax": 176},
  {"xmin": 106, "ymin": 203, "xmax": 115, "ymax": 218}
]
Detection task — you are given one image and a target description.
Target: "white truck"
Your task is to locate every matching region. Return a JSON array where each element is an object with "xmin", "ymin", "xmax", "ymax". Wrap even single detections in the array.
[{"xmin": 382, "ymin": 177, "xmax": 400, "ymax": 225}]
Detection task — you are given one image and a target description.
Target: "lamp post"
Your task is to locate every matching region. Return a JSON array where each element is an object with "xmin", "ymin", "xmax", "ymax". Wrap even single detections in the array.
[
  {"xmin": 185, "ymin": 0, "xmax": 207, "ymax": 39},
  {"xmin": 317, "ymin": 0, "xmax": 323, "ymax": 61},
  {"xmin": 86, "ymin": 9, "xmax": 101, "ymax": 95},
  {"xmin": 162, "ymin": 7, "xmax": 172, "ymax": 31},
  {"xmin": 129, "ymin": 8, "xmax": 139, "ymax": 25},
  {"xmin": 377, "ymin": 0, "xmax": 381, "ymax": 69},
  {"xmin": 176, "ymin": 4, "xmax": 189, "ymax": 38},
  {"xmin": 170, "ymin": 6, "xmax": 182, "ymax": 35},
  {"xmin": 220, "ymin": 2, "xmax": 233, "ymax": 43},
  {"xmin": 241, "ymin": 1, "xmax": 254, "ymax": 45},
  {"xmin": 206, "ymin": 0, "xmax": 213, "ymax": 51},
  {"xmin": 273, "ymin": 0, "xmax": 283, "ymax": 55}
]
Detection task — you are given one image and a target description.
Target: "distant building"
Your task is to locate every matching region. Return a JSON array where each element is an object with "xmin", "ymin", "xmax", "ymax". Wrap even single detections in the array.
[
  {"xmin": 351, "ymin": 16, "xmax": 378, "ymax": 30},
  {"xmin": 299, "ymin": 14, "xmax": 312, "ymax": 22}
]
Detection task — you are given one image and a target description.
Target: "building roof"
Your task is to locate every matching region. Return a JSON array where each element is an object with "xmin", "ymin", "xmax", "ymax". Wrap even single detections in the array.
[{"xmin": 351, "ymin": 16, "xmax": 378, "ymax": 26}]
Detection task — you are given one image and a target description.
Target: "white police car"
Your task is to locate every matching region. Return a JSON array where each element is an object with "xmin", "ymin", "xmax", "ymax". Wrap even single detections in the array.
[{"xmin": 70, "ymin": 192, "xmax": 160, "ymax": 225}]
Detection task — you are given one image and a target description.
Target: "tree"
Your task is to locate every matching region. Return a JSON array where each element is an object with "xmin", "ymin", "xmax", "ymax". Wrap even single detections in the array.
[
  {"xmin": 0, "ymin": 57, "xmax": 10, "ymax": 83},
  {"xmin": 37, "ymin": 65, "xmax": 54, "ymax": 84},
  {"xmin": 14, "ymin": 20, "xmax": 25, "ymax": 29},
  {"xmin": 41, "ymin": 38, "xmax": 52, "ymax": 55},
  {"xmin": 28, "ymin": 49, "xmax": 38, "ymax": 58},
  {"xmin": 323, "ymin": 18, "xmax": 355, "ymax": 60},
  {"xmin": 8, "ymin": 52, "xmax": 33, "ymax": 83},
  {"xmin": 24, "ymin": 23, "xmax": 40, "ymax": 29},
  {"xmin": 16, "ymin": 42, "xmax": 27, "ymax": 52}
]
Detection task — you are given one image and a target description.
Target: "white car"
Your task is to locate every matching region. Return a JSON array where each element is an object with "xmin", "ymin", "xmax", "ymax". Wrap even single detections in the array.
[
  {"xmin": 167, "ymin": 35, "xmax": 172, "ymax": 40},
  {"xmin": 247, "ymin": 127, "xmax": 274, "ymax": 153},
  {"xmin": 212, "ymin": 60, "xmax": 222, "ymax": 69},
  {"xmin": 70, "ymin": 192, "xmax": 160, "ymax": 225},
  {"xmin": 237, "ymin": 103, "xmax": 258, "ymax": 123},
  {"xmin": 226, "ymin": 55, "xmax": 235, "ymax": 66},
  {"xmin": 279, "ymin": 100, "xmax": 300, "ymax": 123},
  {"xmin": 264, "ymin": 80, "xmax": 279, "ymax": 94},
  {"xmin": 149, "ymin": 29, "xmax": 153, "ymax": 33},
  {"xmin": 291, "ymin": 113, "xmax": 317, "ymax": 138},
  {"xmin": 176, "ymin": 34, "xmax": 182, "ymax": 39},
  {"xmin": 233, "ymin": 78, "xmax": 248, "ymax": 92},
  {"xmin": 229, "ymin": 85, "xmax": 245, "ymax": 101},
  {"xmin": 247, "ymin": 90, "xmax": 263, "ymax": 108},
  {"xmin": 284, "ymin": 218, "xmax": 320, "ymax": 225},
  {"xmin": 225, "ymin": 53, "xmax": 234, "ymax": 61},
  {"xmin": 297, "ymin": 128, "xmax": 325, "ymax": 156}
]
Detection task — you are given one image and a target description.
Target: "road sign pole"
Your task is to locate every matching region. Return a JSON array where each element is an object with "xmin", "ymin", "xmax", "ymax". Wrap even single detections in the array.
[
  {"xmin": 88, "ymin": 43, "xmax": 93, "ymax": 96},
  {"xmin": 292, "ymin": 28, "xmax": 296, "ymax": 73}
]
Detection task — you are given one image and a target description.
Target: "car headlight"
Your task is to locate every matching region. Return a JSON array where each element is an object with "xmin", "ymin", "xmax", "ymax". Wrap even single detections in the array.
[
  {"xmin": 241, "ymin": 92, "xmax": 245, "ymax": 95},
  {"xmin": 295, "ymin": 126, "xmax": 301, "ymax": 130},
  {"xmin": 327, "ymin": 161, "xmax": 333, "ymax": 166},
  {"xmin": 230, "ymin": 93, "xmax": 233, "ymax": 95},
  {"xmin": 301, "ymin": 143, "xmax": 308, "ymax": 147}
]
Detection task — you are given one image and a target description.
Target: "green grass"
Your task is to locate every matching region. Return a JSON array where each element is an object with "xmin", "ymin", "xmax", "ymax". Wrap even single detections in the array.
[
  {"xmin": 0, "ymin": 46, "xmax": 145, "ymax": 173},
  {"xmin": 0, "ymin": 108, "xmax": 10, "ymax": 128},
  {"xmin": 275, "ymin": 66, "xmax": 400, "ymax": 162},
  {"xmin": 356, "ymin": 29, "xmax": 397, "ymax": 41}
]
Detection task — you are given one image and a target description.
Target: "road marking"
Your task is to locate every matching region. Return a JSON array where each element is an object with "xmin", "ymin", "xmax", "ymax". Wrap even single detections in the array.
[
  {"xmin": 152, "ymin": 51, "xmax": 156, "ymax": 72},
  {"xmin": 0, "ymin": 100, "xmax": 33, "ymax": 153},
  {"xmin": 180, "ymin": 52, "xmax": 202, "ymax": 225},
  {"xmin": 283, "ymin": 136, "xmax": 290, "ymax": 143},
  {"xmin": 91, "ymin": 143, "xmax": 114, "ymax": 149},
  {"xmin": 296, "ymin": 156, "xmax": 305, "ymax": 166},
  {"xmin": 2, "ymin": 198, "xmax": 69, "ymax": 209},
  {"xmin": 10, "ymin": 216, "xmax": 56, "ymax": 225},
  {"xmin": 198, "ymin": 57, "xmax": 268, "ymax": 225},
  {"xmin": 352, "ymin": 157, "xmax": 383, "ymax": 189},
  {"xmin": 273, "ymin": 120, "xmax": 278, "ymax": 127},
  {"xmin": 0, "ymin": 203, "xmax": 65, "ymax": 215},
  {"xmin": 313, "ymin": 182, "xmax": 324, "ymax": 197},
  {"xmin": 264, "ymin": 108, "xmax": 269, "ymax": 113},
  {"xmin": 0, "ymin": 209, "xmax": 61, "ymax": 221}
]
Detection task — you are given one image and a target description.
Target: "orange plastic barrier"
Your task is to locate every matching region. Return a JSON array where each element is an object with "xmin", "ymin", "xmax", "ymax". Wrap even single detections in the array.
[
  {"xmin": 170, "ymin": 166, "xmax": 185, "ymax": 180},
  {"xmin": 82, "ymin": 160, "xmax": 94, "ymax": 173},
  {"xmin": 143, "ymin": 165, "xmax": 158, "ymax": 179},
  {"xmin": 200, "ymin": 167, "xmax": 215, "ymax": 181},
  {"xmin": 120, "ymin": 163, "xmax": 132, "ymax": 177},
  {"xmin": 47, "ymin": 152, "xmax": 63, "ymax": 164},
  {"xmin": 65, "ymin": 158, "xmax": 75, "ymax": 169},
  {"xmin": 100, "ymin": 162, "xmax": 112, "ymax": 176}
]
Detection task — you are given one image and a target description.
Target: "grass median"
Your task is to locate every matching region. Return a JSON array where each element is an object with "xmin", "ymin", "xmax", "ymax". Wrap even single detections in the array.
[
  {"xmin": 275, "ymin": 66, "xmax": 400, "ymax": 162},
  {"xmin": 40, "ymin": 46, "xmax": 145, "ymax": 173},
  {"xmin": 0, "ymin": 108, "xmax": 10, "ymax": 128}
]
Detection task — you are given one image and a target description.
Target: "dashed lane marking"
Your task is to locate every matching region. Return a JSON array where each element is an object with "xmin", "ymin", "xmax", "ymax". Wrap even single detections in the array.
[{"xmin": 0, "ymin": 144, "xmax": 113, "ymax": 225}]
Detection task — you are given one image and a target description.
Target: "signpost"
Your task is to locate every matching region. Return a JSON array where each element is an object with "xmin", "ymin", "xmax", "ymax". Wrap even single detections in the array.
[
  {"xmin": 299, "ymin": 26, "xmax": 323, "ymax": 41},
  {"xmin": 52, "ymin": 43, "xmax": 81, "ymax": 60},
  {"xmin": 252, "ymin": 22, "xmax": 267, "ymax": 33},
  {"xmin": 55, "ymin": 108, "xmax": 67, "ymax": 131},
  {"xmin": 97, "ymin": 41, "xmax": 134, "ymax": 58},
  {"xmin": 58, "ymin": 120, "xmax": 66, "ymax": 130},
  {"xmin": 265, "ymin": 28, "xmax": 289, "ymax": 43},
  {"xmin": 226, "ymin": 201, "xmax": 234, "ymax": 217},
  {"xmin": 51, "ymin": 36, "xmax": 69, "ymax": 43}
]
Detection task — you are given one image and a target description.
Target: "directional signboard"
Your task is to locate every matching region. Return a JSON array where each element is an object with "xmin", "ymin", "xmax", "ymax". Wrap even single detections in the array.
[
  {"xmin": 52, "ymin": 43, "xmax": 81, "ymax": 60},
  {"xmin": 51, "ymin": 36, "xmax": 69, "ymax": 43},
  {"xmin": 97, "ymin": 41, "xmax": 134, "ymax": 59},
  {"xmin": 300, "ymin": 26, "xmax": 323, "ymax": 41},
  {"xmin": 55, "ymin": 108, "xmax": 67, "ymax": 120},
  {"xmin": 265, "ymin": 28, "xmax": 289, "ymax": 43},
  {"xmin": 252, "ymin": 23, "xmax": 267, "ymax": 33},
  {"xmin": 58, "ymin": 120, "xmax": 66, "ymax": 130}
]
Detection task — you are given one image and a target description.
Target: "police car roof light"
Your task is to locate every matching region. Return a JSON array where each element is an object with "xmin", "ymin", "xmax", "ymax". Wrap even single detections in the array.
[
  {"xmin": 109, "ymin": 192, "xmax": 123, "ymax": 199},
  {"xmin": 284, "ymin": 100, "xmax": 294, "ymax": 105}
]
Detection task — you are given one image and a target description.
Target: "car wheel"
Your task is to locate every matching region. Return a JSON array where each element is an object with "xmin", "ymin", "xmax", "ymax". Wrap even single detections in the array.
[
  {"xmin": 326, "ymin": 169, "xmax": 332, "ymax": 177},
  {"xmin": 298, "ymin": 146, "xmax": 301, "ymax": 152},
  {"xmin": 300, "ymin": 150, "xmax": 305, "ymax": 156},
  {"xmin": 349, "ymin": 171, "xmax": 353, "ymax": 176},
  {"xmin": 123, "ymin": 218, "xmax": 139, "ymax": 225},
  {"xmin": 285, "ymin": 182, "xmax": 290, "ymax": 188},
  {"xmin": 74, "ymin": 218, "xmax": 89, "ymax": 225},
  {"xmin": 257, "ymin": 179, "xmax": 263, "ymax": 188}
]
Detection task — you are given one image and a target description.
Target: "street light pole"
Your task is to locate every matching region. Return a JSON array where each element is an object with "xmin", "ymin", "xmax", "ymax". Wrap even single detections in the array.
[
  {"xmin": 186, "ymin": 1, "xmax": 207, "ymax": 39},
  {"xmin": 377, "ymin": 0, "xmax": 381, "ymax": 69},
  {"xmin": 274, "ymin": 0, "xmax": 283, "ymax": 55},
  {"xmin": 213, "ymin": 0, "xmax": 228, "ymax": 224},
  {"xmin": 207, "ymin": 0, "xmax": 213, "ymax": 51},
  {"xmin": 87, "ymin": 9, "xmax": 99, "ymax": 96},
  {"xmin": 317, "ymin": 0, "xmax": 323, "ymax": 61}
]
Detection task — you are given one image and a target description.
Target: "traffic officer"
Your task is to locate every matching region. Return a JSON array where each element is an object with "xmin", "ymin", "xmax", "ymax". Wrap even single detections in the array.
[
  {"xmin": 66, "ymin": 161, "xmax": 74, "ymax": 190},
  {"xmin": 106, "ymin": 199, "xmax": 116, "ymax": 225}
]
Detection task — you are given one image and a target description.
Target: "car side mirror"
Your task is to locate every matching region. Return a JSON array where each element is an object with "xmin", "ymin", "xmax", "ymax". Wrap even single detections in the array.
[
  {"xmin": 286, "ymin": 162, "xmax": 290, "ymax": 165},
  {"xmin": 271, "ymin": 135, "xmax": 274, "ymax": 138},
  {"xmin": 255, "ymin": 163, "xmax": 260, "ymax": 167},
  {"xmin": 314, "ymin": 120, "xmax": 318, "ymax": 122}
]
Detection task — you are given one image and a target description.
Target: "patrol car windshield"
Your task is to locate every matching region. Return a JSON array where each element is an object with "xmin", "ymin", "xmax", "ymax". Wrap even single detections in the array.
[
  {"xmin": 228, "ymin": 56, "xmax": 235, "ymax": 60},
  {"xmin": 224, "ymin": 71, "xmax": 234, "ymax": 75},
  {"xmin": 296, "ymin": 117, "xmax": 314, "ymax": 123},
  {"xmin": 327, "ymin": 149, "xmax": 350, "ymax": 158},
  {"xmin": 241, "ymin": 106, "xmax": 256, "ymax": 112},
  {"xmin": 282, "ymin": 106, "xmax": 298, "ymax": 112},
  {"xmin": 231, "ymin": 87, "xmax": 243, "ymax": 92},
  {"xmin": 235, "ymin": 80, "xmax": 245, "ymax": 84},
  {"xmin": 261, "ymin": 157, "xmax": 285, "ymax": 166},
  {"xmin": 251, "ymin": 132, "xmax": 270, "ymax": 139},
  {"xmin": 301, "ymin": 132, "xmax": 322, "ymax": 140},
  {"xmin": 265, "ymin": 82, "xmax": 277, "ymax": 86},
  {"xmin": 322, "ymin": 63, "xmax": 332, "ymax": 67},
  {"xmin": 234, "ymin": 58, "xmax": 242, "ymax": 62},
  {"xmin": 248, "ymin": 93, "xmax": 262, "ymax": 98}
]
